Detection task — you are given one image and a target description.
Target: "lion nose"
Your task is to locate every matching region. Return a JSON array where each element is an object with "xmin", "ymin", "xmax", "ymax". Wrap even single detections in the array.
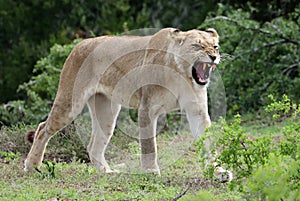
[{"xmin": 208, "ymin": 54, "xmax": 216, "ymax": 62}]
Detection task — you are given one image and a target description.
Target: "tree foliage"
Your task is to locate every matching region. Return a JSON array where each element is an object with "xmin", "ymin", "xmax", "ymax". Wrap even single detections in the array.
[
  {"xmin": 0, "ymin": 1, "xmax": 299, "ymax": 125},
  {"xmin": 0, "ymin": 0, "xmax": 217, "ymax": 104},
  {"xmin": 201, "ymin": 7, "xmax": 300, "ymax": 114},
  {"xmin": 0, "ymin": 0, "xmax": 151, "ymax": 103},
  {"xmin": 0, "ymin": 40, "xmax": 80, "ymax": 125}
]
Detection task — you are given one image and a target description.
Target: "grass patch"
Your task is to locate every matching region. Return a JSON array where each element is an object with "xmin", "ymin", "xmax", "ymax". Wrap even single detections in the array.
[
  {"xmin": 0, "ymin": 124, "xmax": 235, "ymax": 201},
  {"xmin": 1, "ymin": 96, "xmax": 298, "ymax": 200},
  {"xmin": 0, "ymin": 151, "xmax": 221, "ymax": 201},
  {"xmin": 242, "ymin": 114, "xmax": 291, "ymax": 137}
]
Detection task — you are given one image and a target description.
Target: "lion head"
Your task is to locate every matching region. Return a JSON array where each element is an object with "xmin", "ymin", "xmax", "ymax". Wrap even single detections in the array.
[{"xmin": 168, "ymin": 28, "xmax": 220, "ymax": 85}]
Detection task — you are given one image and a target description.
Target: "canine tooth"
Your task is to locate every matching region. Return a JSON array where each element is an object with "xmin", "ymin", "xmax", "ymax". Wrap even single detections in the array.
[{"xmin": 203, "ymin": 63, "xmax": 206, "ymax": 70}]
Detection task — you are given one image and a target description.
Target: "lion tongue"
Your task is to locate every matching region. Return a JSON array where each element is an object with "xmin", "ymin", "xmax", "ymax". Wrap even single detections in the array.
[{"xmin": 196, "ymin": 63, "xmax": 206, "ymax": 82}]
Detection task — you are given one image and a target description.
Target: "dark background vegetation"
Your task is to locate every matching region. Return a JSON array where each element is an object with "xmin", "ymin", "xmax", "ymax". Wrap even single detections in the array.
[{"xmin": 0, "ymin": 0, "xmax": 299, "ymax": 126}]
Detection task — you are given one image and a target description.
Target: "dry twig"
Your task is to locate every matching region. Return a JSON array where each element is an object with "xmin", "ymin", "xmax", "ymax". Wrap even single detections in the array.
[{"xmin": 171, "ymin": 183, "xmax": 192, "ymax": 201}]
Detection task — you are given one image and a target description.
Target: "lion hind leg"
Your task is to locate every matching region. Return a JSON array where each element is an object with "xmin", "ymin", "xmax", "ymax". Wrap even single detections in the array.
[
  {"xmin": 24, "ymin": 98, "xmax": 81, "ymax": 172},
  {"xmin": 24, "ymin": 121, "xmax": 48, "ymax": 171},
  {"xmin": 87, "ymin": 93, "xmax": 121, "ymax": 173}
]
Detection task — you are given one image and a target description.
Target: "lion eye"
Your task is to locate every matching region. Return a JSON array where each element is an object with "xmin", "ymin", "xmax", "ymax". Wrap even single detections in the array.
[
  {"xmin": 214, "ymin": 45, "xmax": 219, "ymax": 50},
  {"xmin": 192, "ymin": 44, "xmax": 204, "ymax": 50}
]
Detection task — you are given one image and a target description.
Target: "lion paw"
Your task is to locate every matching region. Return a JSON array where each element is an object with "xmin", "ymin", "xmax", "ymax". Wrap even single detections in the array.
[
  {"xmin": 214, "ymin": 167, "xmax": 233, "ymax": 183},
  {"xmin": 105, "ymin": 169, "xmax": 120, "ymax": 174},
  {"xmin": 143, "ymin": 168, "xmax": 161, "ymax": 175},
  {"xmin": 24, "ymin": 159, "xmax": 38, "ymax": 172}
]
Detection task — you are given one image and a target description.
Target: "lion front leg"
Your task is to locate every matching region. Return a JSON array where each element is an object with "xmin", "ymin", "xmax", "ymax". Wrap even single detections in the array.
[
  {"xmin": 186, "ymin": 110, "xmax": 211, "ymax": 138},
  {"xmin": 185, "ymin": 106, "xmax": 233, "ymax": 183},
  {"xmin": 185, "ymin": 103, "xmax": 215, "ymax": 163}
]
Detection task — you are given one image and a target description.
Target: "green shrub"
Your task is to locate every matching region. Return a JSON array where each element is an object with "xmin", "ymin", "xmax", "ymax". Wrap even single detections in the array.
[
  {"xmin": 197, "ymin": 115, "xmax": 273, "ymax": 188},
  {"xmin": 196, "ymin": 94, "xmax": 300, "ymax": 194},
  {"xmin": 0, "ymin": 39, "xmax": 81, "ymax": 126},
  {"xmin": 265, "ymin": 94, "xmax": 300, "ymax": 121},
  {"xmin": 265, "ymin": 94, "xmax": 300, "ymax": 161},
  {"xmin": 0, "ymin": 150, "xmax": 21, "ymax": 163},
  {"xmin": 0, "ymin": 100, "xmax": 27, "ymax": 126},
  {"xmin": 243, "ymin": 155, "xmax": 300, "ymax": 200}
]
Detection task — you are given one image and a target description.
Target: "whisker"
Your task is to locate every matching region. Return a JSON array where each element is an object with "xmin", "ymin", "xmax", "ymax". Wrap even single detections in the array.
[{"xmin": 220, "ymin": 53, "xmax": 234, "ymax": 64}]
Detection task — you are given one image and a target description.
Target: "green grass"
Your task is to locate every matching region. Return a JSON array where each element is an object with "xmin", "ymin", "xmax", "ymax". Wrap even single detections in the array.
[
  {"xmin": 0, "ymin": 133, "xmax": 239, "ymax": 201},
  {"xmin": 241, "ymin": 113, "xmax": 292, "ymax": 137},
  {"xmin": 0, "ymin": 151, "xmax": 218, "ymax": 201},
  {"xmin": 0, "ymin": 118, "xmax": 292, "ymax": 201}
]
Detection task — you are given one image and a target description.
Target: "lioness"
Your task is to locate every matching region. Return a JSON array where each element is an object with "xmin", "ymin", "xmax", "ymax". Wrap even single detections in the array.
[{"xmin": 25, "ymin": 28, "xmax": 220, "ymax": 175}]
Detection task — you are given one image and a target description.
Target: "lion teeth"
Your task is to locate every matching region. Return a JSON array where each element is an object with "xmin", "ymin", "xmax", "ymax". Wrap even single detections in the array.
[{"xmin": 203, "ymin": 63, "xmax": 206, "ymax": 71}]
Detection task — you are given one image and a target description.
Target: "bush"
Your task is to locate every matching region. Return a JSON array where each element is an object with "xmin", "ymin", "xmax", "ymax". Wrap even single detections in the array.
[
  {"xmin": 196, "ymin": 94, "xmax": 300, "ymax": 195},
  {"xmin": 197, "ymin": 114, "xmax": 273, "ymax": 187},
  {"xmin": 243, "ymin": 155, "xmax": 300, "ymax": 200},
  {"xmin": 0, "ymin": 100, "xmax": 27, "ymax": 127},
  {"xmin": 0, "ymin": 39, "xmax": 81, "ymax": 126}
]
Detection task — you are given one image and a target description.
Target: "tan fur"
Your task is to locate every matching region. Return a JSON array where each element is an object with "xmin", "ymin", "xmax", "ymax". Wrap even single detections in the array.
[{"xmin": 24, "ymin": 28, "xmax": 220, "ymax": 174}]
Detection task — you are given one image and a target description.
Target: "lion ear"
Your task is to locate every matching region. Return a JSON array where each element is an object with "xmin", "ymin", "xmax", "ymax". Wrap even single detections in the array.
[
  {"xmin": 169, "ymin": 28, "xmax": 185, "ymax": 45},
  {"xmin": 172, "ymin": 28, "xmax": 181, "ymax": 33},
  {"xmin": 205, "ymin": 28, "xmax": 219, "ymax": 39},
  {"xmin": 169, "ymin": 28, "xmax": 181, "ymax": 37}
]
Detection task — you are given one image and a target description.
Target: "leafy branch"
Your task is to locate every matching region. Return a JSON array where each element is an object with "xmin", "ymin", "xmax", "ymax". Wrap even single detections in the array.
[
  {"xmin": 265, "ymin": 22, "xmax": 300, "ymax": 45},
  {"xmin": 205, "ymin": 15, "xmax": 300, "ymax": 61},
  {"xmin": 234, "ymin": 39, "xmax": 286, "ymax": 59},
  {"xmin": 206, "ymin": 16, "xmax": 300, "ymax": 45},
  {"xmin": 204, "ymin": 16, "xmax": 272, "ymax": 35},
  {"xmin": 282, "ymin": 62, "xmax": 300, "ymax": 75}
]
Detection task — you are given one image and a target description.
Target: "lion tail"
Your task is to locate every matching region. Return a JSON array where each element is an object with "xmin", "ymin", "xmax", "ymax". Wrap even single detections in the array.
[{"xmin": 25, "ymin": 130, "xmax": 35, "ymax": 144}]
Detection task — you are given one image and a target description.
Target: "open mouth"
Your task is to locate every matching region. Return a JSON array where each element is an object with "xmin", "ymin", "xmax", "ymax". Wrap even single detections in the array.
[{"xmin": 192, "ymin": 62, "xmax": 216, "ymax": 85}]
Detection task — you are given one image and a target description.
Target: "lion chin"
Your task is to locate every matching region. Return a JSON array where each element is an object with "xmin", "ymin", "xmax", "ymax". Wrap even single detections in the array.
[{"xmin": 24, "ymin": 27, "xmax": 230, "ymax": 181}]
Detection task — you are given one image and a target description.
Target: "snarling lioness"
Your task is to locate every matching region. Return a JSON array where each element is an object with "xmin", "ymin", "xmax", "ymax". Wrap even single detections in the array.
[{"xmin": 25, "ymin": 28, "xmax": 220, "ymax": 175}]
